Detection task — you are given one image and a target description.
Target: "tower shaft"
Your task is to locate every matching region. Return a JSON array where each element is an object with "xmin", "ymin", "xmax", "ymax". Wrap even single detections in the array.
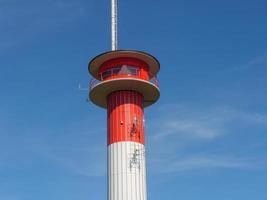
[
  {"xmin": 107, "ymin": 91, "xmax": 147, "ymax": 200},
  {"xmin": 88, "ymin": 50, "xmax": 160, "ymax": 200}
]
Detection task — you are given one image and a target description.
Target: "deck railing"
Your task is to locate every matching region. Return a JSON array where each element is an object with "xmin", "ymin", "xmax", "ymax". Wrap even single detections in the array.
[{"xmin": 89, "ymin": 67, "xmax": 159, "ymax": 90}]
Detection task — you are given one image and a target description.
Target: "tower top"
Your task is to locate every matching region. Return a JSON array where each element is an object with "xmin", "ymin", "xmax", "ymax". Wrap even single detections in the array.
[
  {"xmin": 88, "ymin": 50, "xmax": 160, "ymax": 80},
  {"xmin": 88, "ymin": 1, "xmax": 160, "ymax": 109},
  {"xmin": 88, "ymin": 50, "xmax": 160, "ymax": 108}
]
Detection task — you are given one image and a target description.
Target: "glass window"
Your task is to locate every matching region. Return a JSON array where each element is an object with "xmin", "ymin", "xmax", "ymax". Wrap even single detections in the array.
[
  {"xmin": 112, "ymin": 67, "xmax": 121, "ymax": 74},
  {"xmin": 128, "ymin": 67, "xmax": 137, "ymax": 75},
  {"xmin": 102, "ymin": 70, "xmax": 111, "ymax": 79}
]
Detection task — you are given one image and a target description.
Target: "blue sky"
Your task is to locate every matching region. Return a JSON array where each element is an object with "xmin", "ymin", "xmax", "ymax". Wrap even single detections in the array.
[{"xmin": 1, "ymin": 0, "xmax": 267, "ymax": 199}]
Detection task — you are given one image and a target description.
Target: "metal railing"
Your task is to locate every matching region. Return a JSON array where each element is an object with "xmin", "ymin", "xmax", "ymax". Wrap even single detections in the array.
[
  {"xmin": 149, "ymin": 76, "xmax": 159, "ymax": 88},
  {"xmin": 99, "ymin": 66, "xmax": 139, "ymax": 80},
  {"xmin": 89, "ymin": 66, "xmax": 159, "ymax": 90}
]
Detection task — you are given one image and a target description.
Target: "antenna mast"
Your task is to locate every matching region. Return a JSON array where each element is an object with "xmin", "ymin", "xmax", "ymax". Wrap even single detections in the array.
[{"xmin": 111, "ymin": 0, "xmax": 118, "ymax": 50}]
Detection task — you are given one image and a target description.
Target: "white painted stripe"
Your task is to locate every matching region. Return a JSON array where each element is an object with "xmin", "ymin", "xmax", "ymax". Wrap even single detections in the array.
[{"xmin": 108, "ymin": 141, "xmax": 147, "ymax": 200}]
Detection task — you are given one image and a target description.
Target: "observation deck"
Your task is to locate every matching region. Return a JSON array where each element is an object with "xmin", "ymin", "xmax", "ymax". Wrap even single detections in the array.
[{"xmin": 88, "ymin": 50, "xmax": 160, "ymax": 108}]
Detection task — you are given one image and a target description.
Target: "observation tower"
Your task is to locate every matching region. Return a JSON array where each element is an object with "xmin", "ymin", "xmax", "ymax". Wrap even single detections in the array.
[{"xmin": 87, "ymin": 1, "xmax": 160, "ymax": 200}]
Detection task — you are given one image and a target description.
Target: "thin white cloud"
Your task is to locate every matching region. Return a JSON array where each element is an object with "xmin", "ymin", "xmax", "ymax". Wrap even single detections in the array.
[
  {"xmin": 248, "ymin": 54, "xmax": 267, "ymax": 66},
  {"xmin": 0, "ymin": 196, "xmax": 21, "ymax": 200},
  {"xmin": 230, "ymin": 53, "xmax": 267, "ymax": 71},
  {"xmin": 150, "ymin": 155, "xmax": 257, "ymax": 174},
  {"xmin": 149, "ymin": 105, "xmax": 225, "ymax": 142},
  {"xmin": 43, "ymin": 146, "xmax": 106, "ymax": 177},
  {"xmin": 0, "ymin": 112, "xmax": 107, "ymax": 177},
  {"xmin": 149, "ymin": 104, "xmax": 267, "ymax": 142},
  {"xmin": 36, "ymin": 125, "xmax": 107, "ymax": 177},
  {"xmin": 146, "ymin": 104, "xmax": 267, "ymax": 174},
  {"xmin": 153, "ymin": 119, "xmax": 222, "ymax": 140},
  {"xmin": 231, "ymin": 110, "xmax": 267, "ymax": 125},
  {"xmin": 0, "ymin": 0, "xmax": 86, "ymax": 50}
]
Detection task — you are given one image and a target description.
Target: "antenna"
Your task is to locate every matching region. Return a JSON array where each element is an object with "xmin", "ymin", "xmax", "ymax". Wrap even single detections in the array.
[{"xmin": 111, "ymin": 0, "xmax": 118, "ymax": 50}]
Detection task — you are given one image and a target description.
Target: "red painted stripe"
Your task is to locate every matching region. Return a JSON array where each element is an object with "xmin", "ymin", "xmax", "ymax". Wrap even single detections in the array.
[
  {"xmin": 100, "ymin": 57, "xmax": 148, "ymax": 72},
  {"xmin": 98, "ymin": 57, "xmax": 150, "ymax": 81},
  {"xmin": 107, "ymin": 91, "xmax": 144, "ymax": 145}
]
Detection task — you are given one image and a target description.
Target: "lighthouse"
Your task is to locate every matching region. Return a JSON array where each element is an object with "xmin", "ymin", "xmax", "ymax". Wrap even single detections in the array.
[{"xmin": 87, "ymin": 1, "xmax": 160, "ymax": 200}]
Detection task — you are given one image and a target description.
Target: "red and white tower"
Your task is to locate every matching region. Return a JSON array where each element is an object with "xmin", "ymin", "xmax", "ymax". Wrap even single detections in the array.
[{"xmin": 87, "ymin": 1, "xmax": 160, "ymax": 200}]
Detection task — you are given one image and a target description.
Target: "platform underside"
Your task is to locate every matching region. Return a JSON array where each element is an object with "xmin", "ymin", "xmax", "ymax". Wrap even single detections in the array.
[{"xmin": 89, "ymin": 78, "xmax": 160, "ymax": 108}]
